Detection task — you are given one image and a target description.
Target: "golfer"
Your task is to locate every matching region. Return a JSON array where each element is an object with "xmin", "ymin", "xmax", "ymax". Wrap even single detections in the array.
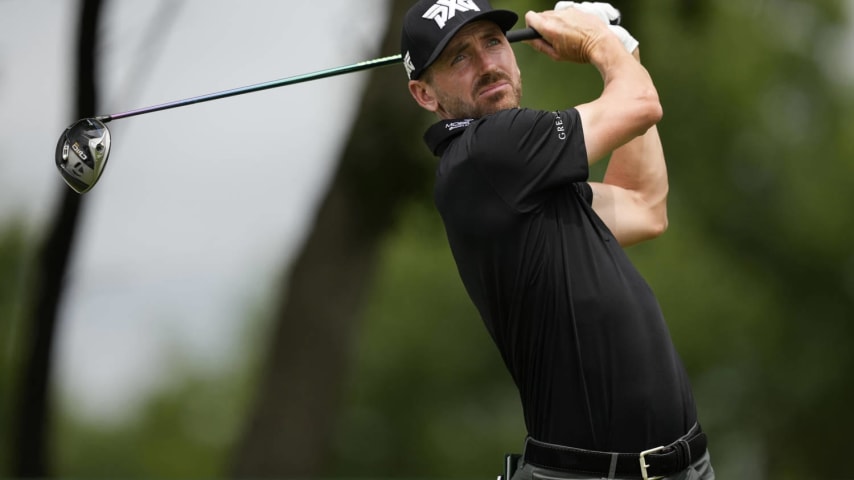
[{"xmin": 401, "ymin": 1, "xmax": 714, "ymax": 479}]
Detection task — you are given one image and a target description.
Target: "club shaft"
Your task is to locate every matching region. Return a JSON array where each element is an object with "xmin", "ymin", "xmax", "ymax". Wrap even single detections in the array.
[
  {"xmin": 95, "ymin": 28, "xmax": 540, "ymax": 124},
  {"xmin": 97, "ymin": 55, "xmax": 402, "ymax": 123}
]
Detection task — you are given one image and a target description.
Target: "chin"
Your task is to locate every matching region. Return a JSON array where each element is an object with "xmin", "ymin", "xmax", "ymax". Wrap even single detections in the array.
[{"xmin": 480, "ymin": 98, "xmax": 518, "ymax": 115}]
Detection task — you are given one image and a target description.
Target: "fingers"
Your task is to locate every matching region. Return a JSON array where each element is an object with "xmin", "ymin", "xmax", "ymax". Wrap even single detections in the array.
[
  {"xmin": 556, "ymin": 2, "xmax": 637, "ymax": 53},
  {"xmin": 524, "ymin": 9, "xmax": 604, "ymax": 63},
  {"xmin": 525, "ymin": 5, "xmax": 638, "ymax": 61},
  {"xmin": 525, "ymin": 38, "xmax": 560, "ymax": 61},
  {"xmin": 523, "ymin": 11, "xmax": 560, "ymax": 60}
]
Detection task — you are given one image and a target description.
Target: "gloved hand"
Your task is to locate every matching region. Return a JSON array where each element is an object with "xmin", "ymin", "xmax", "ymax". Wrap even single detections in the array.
[
  {"xmin": 553, "ymin": 2, "xmax": 639, "ymax": 53},
  {"xmin": 554, "ymin": 1, "xmax": 620, "ymax": 24}
]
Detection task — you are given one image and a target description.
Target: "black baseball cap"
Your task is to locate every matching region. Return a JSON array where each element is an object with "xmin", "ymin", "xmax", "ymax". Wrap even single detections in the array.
[{"xmin": 401, "ymin": 0, "xmax": 518, "ymax": 80}]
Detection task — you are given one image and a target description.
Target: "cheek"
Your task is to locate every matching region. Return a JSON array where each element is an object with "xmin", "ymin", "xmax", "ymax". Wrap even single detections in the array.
[
  {"xmin": 501, "ymin": 51, "xmax": 520, "ymax": 76},
  {"xmin": 440, "ymin": 75, "xmax": 474, "ymax": 97}
]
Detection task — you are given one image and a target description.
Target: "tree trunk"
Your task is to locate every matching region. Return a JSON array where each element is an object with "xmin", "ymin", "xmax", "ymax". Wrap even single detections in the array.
[
  {"xmin": 229, "ymin": 0, "xmax": 433, "ymax": 476},
  {"xmin": 11, "ymin": 0, "xmax": 103, "ymax": 476}
]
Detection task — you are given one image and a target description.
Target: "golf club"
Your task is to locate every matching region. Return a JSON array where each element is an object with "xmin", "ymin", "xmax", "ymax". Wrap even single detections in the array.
[{"xmin": 54, "ymin": 28, "xmax": 541, "ymax": 194}]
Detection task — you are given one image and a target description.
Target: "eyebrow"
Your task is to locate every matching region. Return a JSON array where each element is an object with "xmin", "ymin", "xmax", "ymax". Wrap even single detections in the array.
[
  {"xmin": 443, "ymin": 26, "xmax": 501, "ymax": 61},
  {"xmin": 445, "ymin": 39, "xmax": 472, "ymax": 60}
]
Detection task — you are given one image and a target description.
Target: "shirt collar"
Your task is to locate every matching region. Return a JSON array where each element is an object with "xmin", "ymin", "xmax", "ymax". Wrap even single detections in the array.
[{"xmin": 423, "ymin": 118, "xmax": 475, "ymax": 157}]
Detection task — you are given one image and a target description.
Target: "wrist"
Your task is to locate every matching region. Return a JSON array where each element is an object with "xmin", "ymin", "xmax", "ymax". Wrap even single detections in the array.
[{"xmin": 586, "ymin": 32, "xmax": 632, "ymax": 69}]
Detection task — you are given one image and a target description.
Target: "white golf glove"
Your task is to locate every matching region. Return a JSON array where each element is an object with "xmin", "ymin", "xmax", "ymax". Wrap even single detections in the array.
[{"xmin": 553, "ymin": 1, "xmax": 639, "ymax": 53}]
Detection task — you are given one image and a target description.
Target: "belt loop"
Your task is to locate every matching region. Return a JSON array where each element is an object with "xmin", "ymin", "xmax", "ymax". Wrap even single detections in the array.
[{"xmin": 607, "ymin": 453, "xmax": 618, "ymax": 479}]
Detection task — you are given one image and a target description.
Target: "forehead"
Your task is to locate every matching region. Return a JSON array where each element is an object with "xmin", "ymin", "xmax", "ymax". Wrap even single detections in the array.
[{"xmin": 444, "ymin": 20, "xmax": 503, "ymax": 51}]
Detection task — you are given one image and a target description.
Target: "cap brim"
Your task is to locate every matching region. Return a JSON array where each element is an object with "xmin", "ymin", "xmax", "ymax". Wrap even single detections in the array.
[{"xmin": 418, "ymin": 9, "xmax": 518, "ymax": 78}]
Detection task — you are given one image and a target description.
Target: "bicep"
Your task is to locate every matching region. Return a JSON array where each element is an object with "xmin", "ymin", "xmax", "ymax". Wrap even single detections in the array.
[
  {"xmin": 576, "ymin": 98, "xmax": 646, "ymax": 165},
  {"xmin": 589, "ymin": 182, "xmax": 666, "ymax": 246}
]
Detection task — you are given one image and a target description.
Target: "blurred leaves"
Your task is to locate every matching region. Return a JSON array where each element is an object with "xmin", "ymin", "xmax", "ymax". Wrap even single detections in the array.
[
  {"xmin": 49, "ymin": 303, "xmax": 269, "ymax": 478},
  {"xmin": 0, "ymin": 221, "xmax": 34, "ymax": 473}
]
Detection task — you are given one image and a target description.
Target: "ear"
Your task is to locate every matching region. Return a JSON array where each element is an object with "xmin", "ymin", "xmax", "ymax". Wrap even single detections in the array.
[{"xmin": 408, "ymin": 80, "xmax": 439, "ymax": 113}]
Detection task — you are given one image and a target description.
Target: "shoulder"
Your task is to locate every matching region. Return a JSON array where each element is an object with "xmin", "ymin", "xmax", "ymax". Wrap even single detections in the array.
[
  {"xmin": 469, "ymin": 108, "xmax": 581, "ymax": 143},
  {"xmin": 464, "ymin": 108, "xmax": 582, "ymax": 159},
  {"xmin": 474, "ymin": 107, "xmax": 571, "ymax": 129}
]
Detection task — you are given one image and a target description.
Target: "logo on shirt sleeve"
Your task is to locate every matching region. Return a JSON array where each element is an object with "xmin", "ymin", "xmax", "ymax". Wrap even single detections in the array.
[{"xmin": 553, "ymin": 112, "xmax": 567, "ymax": 141}]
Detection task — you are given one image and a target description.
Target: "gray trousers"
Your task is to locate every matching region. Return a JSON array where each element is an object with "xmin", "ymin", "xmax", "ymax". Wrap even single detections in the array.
[{"xmin": 509, "ymin": 450, "xmax": 715, "ymax": 480}]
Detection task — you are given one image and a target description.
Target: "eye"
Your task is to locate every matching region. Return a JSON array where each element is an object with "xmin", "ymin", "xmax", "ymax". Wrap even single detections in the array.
[
  {"xmin": 451, "ymin": 53, "xmax": 466, "ymax": 65},
  {"xmin": 487, "ymin": 37, "xmax": 501, "ymax": 47}
]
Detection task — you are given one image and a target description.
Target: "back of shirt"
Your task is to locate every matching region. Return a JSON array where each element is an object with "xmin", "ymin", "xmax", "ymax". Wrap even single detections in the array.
[{"xmin": 428, "ymin": 107, "xmax": 697, "ymax": 452}]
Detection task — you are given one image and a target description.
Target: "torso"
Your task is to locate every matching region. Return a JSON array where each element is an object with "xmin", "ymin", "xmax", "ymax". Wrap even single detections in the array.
[{"xmin": 426, "ymin": 108, "xmax": 697, "ymax": 451}]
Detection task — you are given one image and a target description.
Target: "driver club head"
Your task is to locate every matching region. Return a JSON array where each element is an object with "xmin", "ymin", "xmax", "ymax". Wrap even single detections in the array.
[{"xmin": 55, "ymin": 118, "xmax": 111, "ymax": 194}]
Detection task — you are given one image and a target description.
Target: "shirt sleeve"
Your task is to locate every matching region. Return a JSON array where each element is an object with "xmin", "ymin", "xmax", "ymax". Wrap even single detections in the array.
[
  {"xmin": 466, "ymin": 108, "xmax": 588, "ymax": 212},
  {"xmin": 575, "ymin": 182, "xmax": 594, "ymax": 206}
]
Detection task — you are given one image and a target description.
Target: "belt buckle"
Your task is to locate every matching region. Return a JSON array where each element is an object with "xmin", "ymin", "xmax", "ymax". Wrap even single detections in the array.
[{"xmin": 639, "ymin": 445, "xmax": 666, "ymax": 480}]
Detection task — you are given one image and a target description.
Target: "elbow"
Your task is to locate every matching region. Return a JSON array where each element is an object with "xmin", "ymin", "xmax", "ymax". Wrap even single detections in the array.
[
  {"xmin": 637, "ymin": 190, "xmax": 669, "ymax": 241},
  {"xmin": 618, "ymin": 210, "xmax": 667, "ymax": 247},
  {"xmin": 646, "ymin": 197, "xmax": 669, "ymax": 239},
  {"xmin": 626, "ymin": 83, "xmax": 662, "ymax": 134},
  {"xmin": 620, "ymin": 195, "xmax": 669, "ymax": 247},
  {"xmin": 629, "ymin": 209, "xmax": 667, "ymax": 246},
  {"xmin": 640, "ymin": 89, "xmax": 663, "ymax": 129},
  {"xmin": 648, "ymin": 209, "xmax": 668, "ymax": 238},
  {"xmin": 648, "ymin": 98, "xmax": 663, "ymax": 126}
]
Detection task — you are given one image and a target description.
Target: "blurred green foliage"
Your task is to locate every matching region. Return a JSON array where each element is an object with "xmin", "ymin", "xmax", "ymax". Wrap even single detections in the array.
[
  {"xmin": 2, "ymin": 0, "xmax": 853, "ymax": 478},
  {"xmin": 54, "ymin": 363, "xmax": 245, "ymax": 477},
  {"xmin": 0, "ymin": 221, "xmax": 32, "ymax": 473}
]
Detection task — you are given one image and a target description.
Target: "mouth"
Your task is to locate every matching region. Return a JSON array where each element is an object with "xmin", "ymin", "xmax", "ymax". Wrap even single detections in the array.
[{"xmin": 477, "ymin": 81, "xmax": 510, "ymax": 99}]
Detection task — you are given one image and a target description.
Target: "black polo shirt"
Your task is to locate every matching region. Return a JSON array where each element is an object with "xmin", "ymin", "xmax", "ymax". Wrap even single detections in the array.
[{"xmin": 425, "ymin": 107, "xmax": 697, "ymax": 452}]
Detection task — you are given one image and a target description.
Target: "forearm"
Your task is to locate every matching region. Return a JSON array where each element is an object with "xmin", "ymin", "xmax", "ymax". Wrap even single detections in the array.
[
  {"xmin": 602, "ymin": 50, "xmax": 668, "ymax": 225},
  {"xmin": 572, "ymin": 32, "xmax": 662, "ymax": 164},
  {"xmin": 591, "ymin": 51, "xmax": 669, "ymax": 245},
  {"xmin": 588, "ymin": 53, "xmax": 661, "ymax": 158}
]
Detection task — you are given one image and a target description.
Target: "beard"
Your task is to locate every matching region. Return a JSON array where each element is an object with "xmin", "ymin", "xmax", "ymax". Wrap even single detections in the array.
[{"xmin": 435, "ymin": 70, "xmax": 523, "ymax": 119}]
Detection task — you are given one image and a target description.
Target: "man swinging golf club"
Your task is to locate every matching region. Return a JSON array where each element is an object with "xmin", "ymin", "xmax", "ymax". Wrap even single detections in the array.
[{"xmin": 402, "ymin": 1, "xmax": 714, "ymax": 478}]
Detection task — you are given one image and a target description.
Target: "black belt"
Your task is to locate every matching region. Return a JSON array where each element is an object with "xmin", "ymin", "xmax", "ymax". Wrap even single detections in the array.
[{"xmin": 522, "ymin": 424, "xmax": 707, "ymax": 480}]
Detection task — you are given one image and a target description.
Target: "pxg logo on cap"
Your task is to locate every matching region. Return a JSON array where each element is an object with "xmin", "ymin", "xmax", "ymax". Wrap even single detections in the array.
[
  {"xmin": 400, "ymin": 0, "xmax": 517, "ymax": 80},
  {"xmin": 423, "ymin": 0, "xmax": 482, "ymax": 29}
]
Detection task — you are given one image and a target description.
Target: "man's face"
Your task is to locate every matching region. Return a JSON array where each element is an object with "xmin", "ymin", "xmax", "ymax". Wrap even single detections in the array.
[{"xmin": 411, "ymin": 20, "xmax": 522, "ymax": 119}]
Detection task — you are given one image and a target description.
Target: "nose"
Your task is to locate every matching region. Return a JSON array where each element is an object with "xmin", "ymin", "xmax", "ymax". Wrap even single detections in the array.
[{"xmin": 472, "ymin": 46, "xmax": 500, "ymax": 74}]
